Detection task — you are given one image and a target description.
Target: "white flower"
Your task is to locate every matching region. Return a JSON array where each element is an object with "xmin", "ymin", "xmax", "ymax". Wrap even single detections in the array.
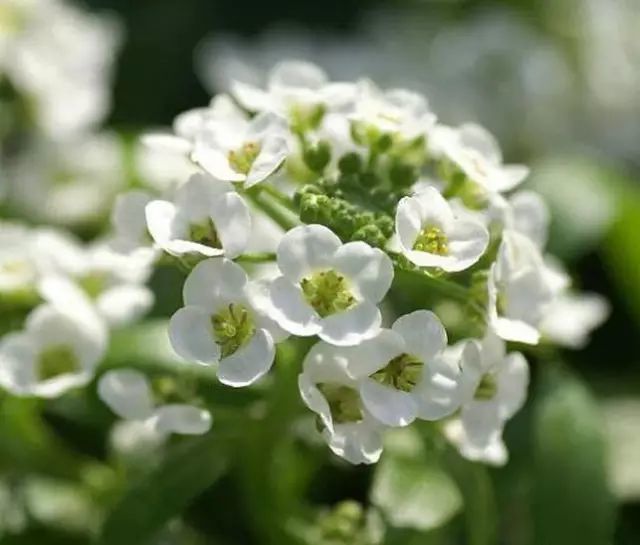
[
  {"xmin": 0, "ymin": 303, "xmax": 107, "ymax": 398},
  {"xmin": 348, "ymin": 79, "xmax": 436, "ymax": 141},
  {"xmin": 443, "ymin": 418, "xmax": 508, "ymax": 466},
  {"xmin": 540, "ymin": 292, "xmax": 609, "ymax": 349},
  {"xmin": 168, "ymin": 258, "xmax": 287, "ymax": 387},
  {"xmin": 98, "ymin": 369, "xmax": 212, "ymax": 436},
  {"xmin": 299, "ymin": 340, "xmax": 385, "ymax": 465},
  {"xmin": 488, "ymin": 230, "xmax": 554, "ymax": 344},
  {"xmin": 266, "ymin": 224, "xmax": 393, "ymax": 346},
  {"xmin": 5, "ymin": 133, "xmax": 126, "ymax": 227},
  {"xmin": 431, "ymin": 123, "xmax": 529, "ymax": 193},
  {"xmin": 0, "ymin": 223, "xmax": 38, "ymax": 294},
  {"xmin": 192, "ymin": 111, "xmax": 289, "ymax": 188},
  {"xmin": 336, "ymin": 310, "xmax": 462, "ymax": 427},
  {"xmin": 1, "ymin": 0, "xmax": 121, "ymax": 137},
  {"xmin": 34, "ymin": 231, "xmax": 153, "ymax": 328},
  {"xmin": 231, "ymin": 60, "xmax": 328, "ymax": 115},
  {"xmin": 455, "ymin": 331, "xmax": 529, "ymax": 451},
  {"xmin": 396, "ymin": 187, "xmax": 489, "ymax": 272},
  {"xmin": 110, "ymin": 190, "xmax": 155, "ymax": 255},
  {"xmin": 505, "ymin": 190, "xmax": 550, "ymax": 248},
  {"xmin": 145, "ymin": 173, "xmax": 251, "ymax": 259}
]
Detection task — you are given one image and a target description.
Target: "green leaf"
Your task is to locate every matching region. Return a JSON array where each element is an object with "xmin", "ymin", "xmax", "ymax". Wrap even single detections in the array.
[
  {"xmin": 97, "ymin": 432, "xmax": 227, "ymax": 545},
  {"xmin": 371, "ymin": 429, "xmax": 462, "ymax": 531},
  {"xmin": 532, "ymin": 365, "xmax": 615, "ymax": 545}
]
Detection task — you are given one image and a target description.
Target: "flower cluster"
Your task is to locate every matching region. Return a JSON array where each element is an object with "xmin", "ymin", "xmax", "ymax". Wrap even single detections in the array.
[{"xmin": 90, "ymin": 60, "xmax": 608, "ymax": 465}]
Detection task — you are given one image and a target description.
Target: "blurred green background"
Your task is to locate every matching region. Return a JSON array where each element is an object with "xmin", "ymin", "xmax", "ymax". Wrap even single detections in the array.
[{"xmin": 2, "ymin": 0, "xmax": 640, "ymax": 543}]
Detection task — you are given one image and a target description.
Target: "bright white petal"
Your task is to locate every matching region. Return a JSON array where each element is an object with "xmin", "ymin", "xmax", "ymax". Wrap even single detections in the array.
[
  {"xmin": 245, "ymin": 135, "xmax": 288, "ymax": 188},
  {"xmin": 445, "ymin": 220, "xmax": 489, "ymax": 272},
  {"xmin": 392, "ymin": 310, "xmax": 447, "ymax": 362},
  {"xmin": 276, "ymin": 224, "xmax": 341, "ymax": 282},
  {"xmin": 395, "ymin": 196, "xmax": 423, "ymax": 251},
  {"xmin": 211, "ymin": 192, "xmax": 251, "ymax": 258},
  {"xmin": 497, "ymin": 352, "xmax": 529, "ymax": 420},
  {"xmin": 97, "ymin": 369, "xmax": 155, "ymax": 420},
  {"xmin": 153, "ymin": 404, "xmax": 212, "ymax": 435},
  {"xmin": 319, "ymin": 301, "xmax": 381, "ymax": 346},
  {"xmin": 359, "ymin": 379, "xmax": 417, "ymax": 427},
  {"xmin": 267, "ymin": 276, "xmax": 321, "ymax": 337},
  {"xmin": 0, "ymin": 333, "xmax": 37, "ymax": 395},
  {"xmin": 217, "ymin": 328, "xmax": 275, "ymax": 387},
  {"xmin": 333, "ymin": 242, "xmax": 394, "ymax": 302},
  {"xmin": 145, "ymin": 200, "xmax": 179, "ymax": 248},
  {"xmin": 183, "ymin": 258, "xmax": 247, "ymax": 308},
  {"xmin": 96, "ymin": 285, "xmax": 154, "ymax": 327},
  {"xmin": 269, "ymin": 60, "xmax": 327, "ymax": 91},
  {"xmin": 340, "ymin": 329, "xmax": 404, "ymax": 379},
  {"xmin": 461, "ymin": 400, "xmax": 502, "ymax": 449},
  {"xmin": 168, "ymin": 306, "xmax": 220, "ymax": 364}
]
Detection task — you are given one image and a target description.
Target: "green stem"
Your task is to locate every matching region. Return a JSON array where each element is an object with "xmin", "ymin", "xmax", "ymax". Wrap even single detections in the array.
[
  {"xmin": 394, "ymin": 266, "xmax": 485, "ymax": 316},
  {"xmin": 246, "ymin": 189, "xmax": 300, "ymax": 232},
  {"xmin": 236, "ymin": 252, "xmax": 277, "ymax": 264},
  {"xmin": 260, "ymin": 184, "xmax": 297, "ymax": 212}
]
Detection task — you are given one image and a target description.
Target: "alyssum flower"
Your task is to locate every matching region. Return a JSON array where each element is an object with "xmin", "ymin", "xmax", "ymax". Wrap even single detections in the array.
[
  {"xmin": 265, "ymin": 224, "xmax": 394, "ymax": 346},
  {"xmin": 169, "ymin": 258, "xmax": 287, "ymax": 387}
]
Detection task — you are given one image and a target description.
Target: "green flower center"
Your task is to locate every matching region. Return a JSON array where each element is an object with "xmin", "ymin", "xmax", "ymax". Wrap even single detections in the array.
[
  {"xmin": 189, "ymin": 218, "xmax": 222, "ymax": 249},
  {"xmin": 370, "ymin": 353, "xmax": 424, "ymax": 393},
  {"xmin": 289, "ymin": 102, "xmax": 326, "ymax": 133},
  {"xmin": 38, "ymin": 345, "xmax": 78, "ymax": 381},
  {"xmin": 228, "ymin": 141, "xmax": 261, "ymax": 175},
  {"xmin": 211, "ymin": 303, "xmax": 255, "ymax": 358},
  {"xmin": 78, "ymin": 272, "xmax": 107, "ymax": 300},
  {"xmin": 300, "ymin": 270, "xmax": 357, "ymax": 318},
  {"xmin": 474, "ymin": 373, "xmax": 498, "ymax": 401},
  {"xmin": 317, "ymin": 383, "xmax": 363, "ymax": 424},
  {"xmin": 413, "ymin": 225, "xmax": 449, "ymax": 255}
]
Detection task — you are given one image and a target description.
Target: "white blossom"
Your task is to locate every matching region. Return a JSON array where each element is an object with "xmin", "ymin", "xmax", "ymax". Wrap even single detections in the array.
[
  {"xmin": 454, "ymin": 331, "xmax": 529, "ymax": 452},
  {"xmin": 488, "ymin": 230, "xmax": 554, "ymax": 344},
  {"xmin": 98, "ymin": 369, "xmax": 212, "ymax": 436},
  {"xmin": 337, "ymin": 310, "xmax": 462, "ymax": 427},
  {"xmin": 430, "ymin": 123, "xmax": 529, "ymax": 194},
  {"xmin": 0, "ymin": 303, "xmax": 107, "ymax": 398},
  {"xmin": 145, "ymin": 173, "xmax": 251, "ymax": 259},
  {"xmin": 299, "ymin": 339, "xmax": 385, "ymax": 465},
  {"xmin": 266, "ymin": 224, "xmax": 393, "ymax": 346},
  {"xmin": 396, "ymin": 187, "xmax": 489, "ymax": 272},
  {"xmin": 168, "ymin": 258, "xmax": 287, "ymax": 387}
]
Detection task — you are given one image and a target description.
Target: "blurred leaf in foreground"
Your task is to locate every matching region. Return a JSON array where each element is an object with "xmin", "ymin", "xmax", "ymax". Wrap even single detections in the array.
[{"xmin": 532, "ymin": 365, "xmax": 615, "ymax": 545}]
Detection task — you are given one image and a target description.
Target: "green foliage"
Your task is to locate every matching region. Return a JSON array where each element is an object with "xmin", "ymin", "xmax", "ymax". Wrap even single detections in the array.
[
  {"xmin": 531, "ymin": 365, "xmax": 616, "ymax": 545},
  {"xmin": 97, "ymin": 432, "xmax": 227, "ymax": 545}
]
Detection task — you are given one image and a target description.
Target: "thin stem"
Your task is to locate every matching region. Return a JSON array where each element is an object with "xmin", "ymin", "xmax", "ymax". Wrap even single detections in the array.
[
  {"xmin": 236, "ymin": 252, "xmax": 277, "ymax": 264},
  {"xmin": 246, "ymin": 189, "xmax": 300, "ymax": 232},
  {"xmin": 394, "ymin": 266, "xmax": 485, "ymax": 316},
  {"xmin": 260, "ymin": 184, "xmax": 297, "ymax": 212}
]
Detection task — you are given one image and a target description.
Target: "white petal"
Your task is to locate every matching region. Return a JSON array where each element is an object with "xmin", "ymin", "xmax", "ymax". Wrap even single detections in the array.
[
  {"xmin": 269, "ymin": 60, "xmax": 327, "ymax": 91},
  {"xmin": 231, "ymin": 80, "xmax": 272, "ymax": 112},
  {"xmin": 509, "ymin": 190, "xmax": 549, "ymax": 248},
  {"xmin": 211, "ymin": 192, "xmax": 251, "ymax": 258},
  {"xmin": 0, "ymin": 333, "xmax": 37, "ymax": 395},
  {"xmin": 319, "ymin": 301, "xmax": 381, "ymax": 346},
  {"xmin": 392, "ymin": 310, "xmax": 447, "ymax": 362},
  {"xmin": 183, "ymin": 258, "xmax": 247, "ymax": 309},
  {"xmin": 245, "ymin": 135, "xmax": 288, "ymax": 188},
  {"xmin": 142, "ymin": 133, "xmax": 191, "ymax": 155},
  {"xmin": 276, "ymin": 224, "xmax": 342, "ymax": 282},
  {"xmin": 359, "ymin": 379, "xmax": 417, "ymax": 427},
  {"xmin": 111, "ymin": 190, "xmax": 151, "ymax": 245},
  {"xmin": 340, "ymin": 329, "xmax": 404, "ymax": 379},
  {"xmin": 192, "ymin": 140, "xmax": 245, "ymax": 182},
  {"xmin": 267, "ymin": 276, "xmax": 321, "ymax": 337},
  {"xmin": 97, "ymin": 369, "xmax": 155, "ymax": 420},
  {"xmin": 97, "ymin": 285, "xmax": 154, "ymax": 327},
  {"xmin": 493, "ymin": 165, "xmax": 530, "ymax": 192},
  {"xmin": 395, "ymin": 196, "xmax": 423, "ymax": 251},
  {"xmin": 444, "ymin": 219, "xmax": 489, "ymax": 272},
  {"xmin": 217, "ymin": 328, "xmax": 275, "ymax": 387},
  {"xmin": 145, "ymin": 200, "xmax": 179, "ymax": 248},
  {"xmin": 412, "ymin": 359, "xmax": 462, "ymax": 420},
  {"xmin": 325, "ymin": 420, "xmax": 383, "ymax": 465},
  {"xmin": 413, "ymin": 187, "xmax": 455, "ymax": 228},
  {"xmin": 461, "ymin": 400, "xmax": 502, "ymax": 449},
  {"xmin": 497, "ymin": 352, "xmax": 529, "ymax": 420},
  {"xmin": 298, "ymin": 372, "xmax": 335, "ymax": 434},
  {"xmin": 168, "ymin": 306, "xmax": 220, "ymax": 364},
  {"xmin": 153, "ymin": 404, "xmax": 212, "ymax": 435},
  {"xmin": 333, "ymin": 242, "xmax": 394, "ymax": 302},
  {"xmin": 458, "ymin": 123, "xmax": 502, "ymax": 164}
]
